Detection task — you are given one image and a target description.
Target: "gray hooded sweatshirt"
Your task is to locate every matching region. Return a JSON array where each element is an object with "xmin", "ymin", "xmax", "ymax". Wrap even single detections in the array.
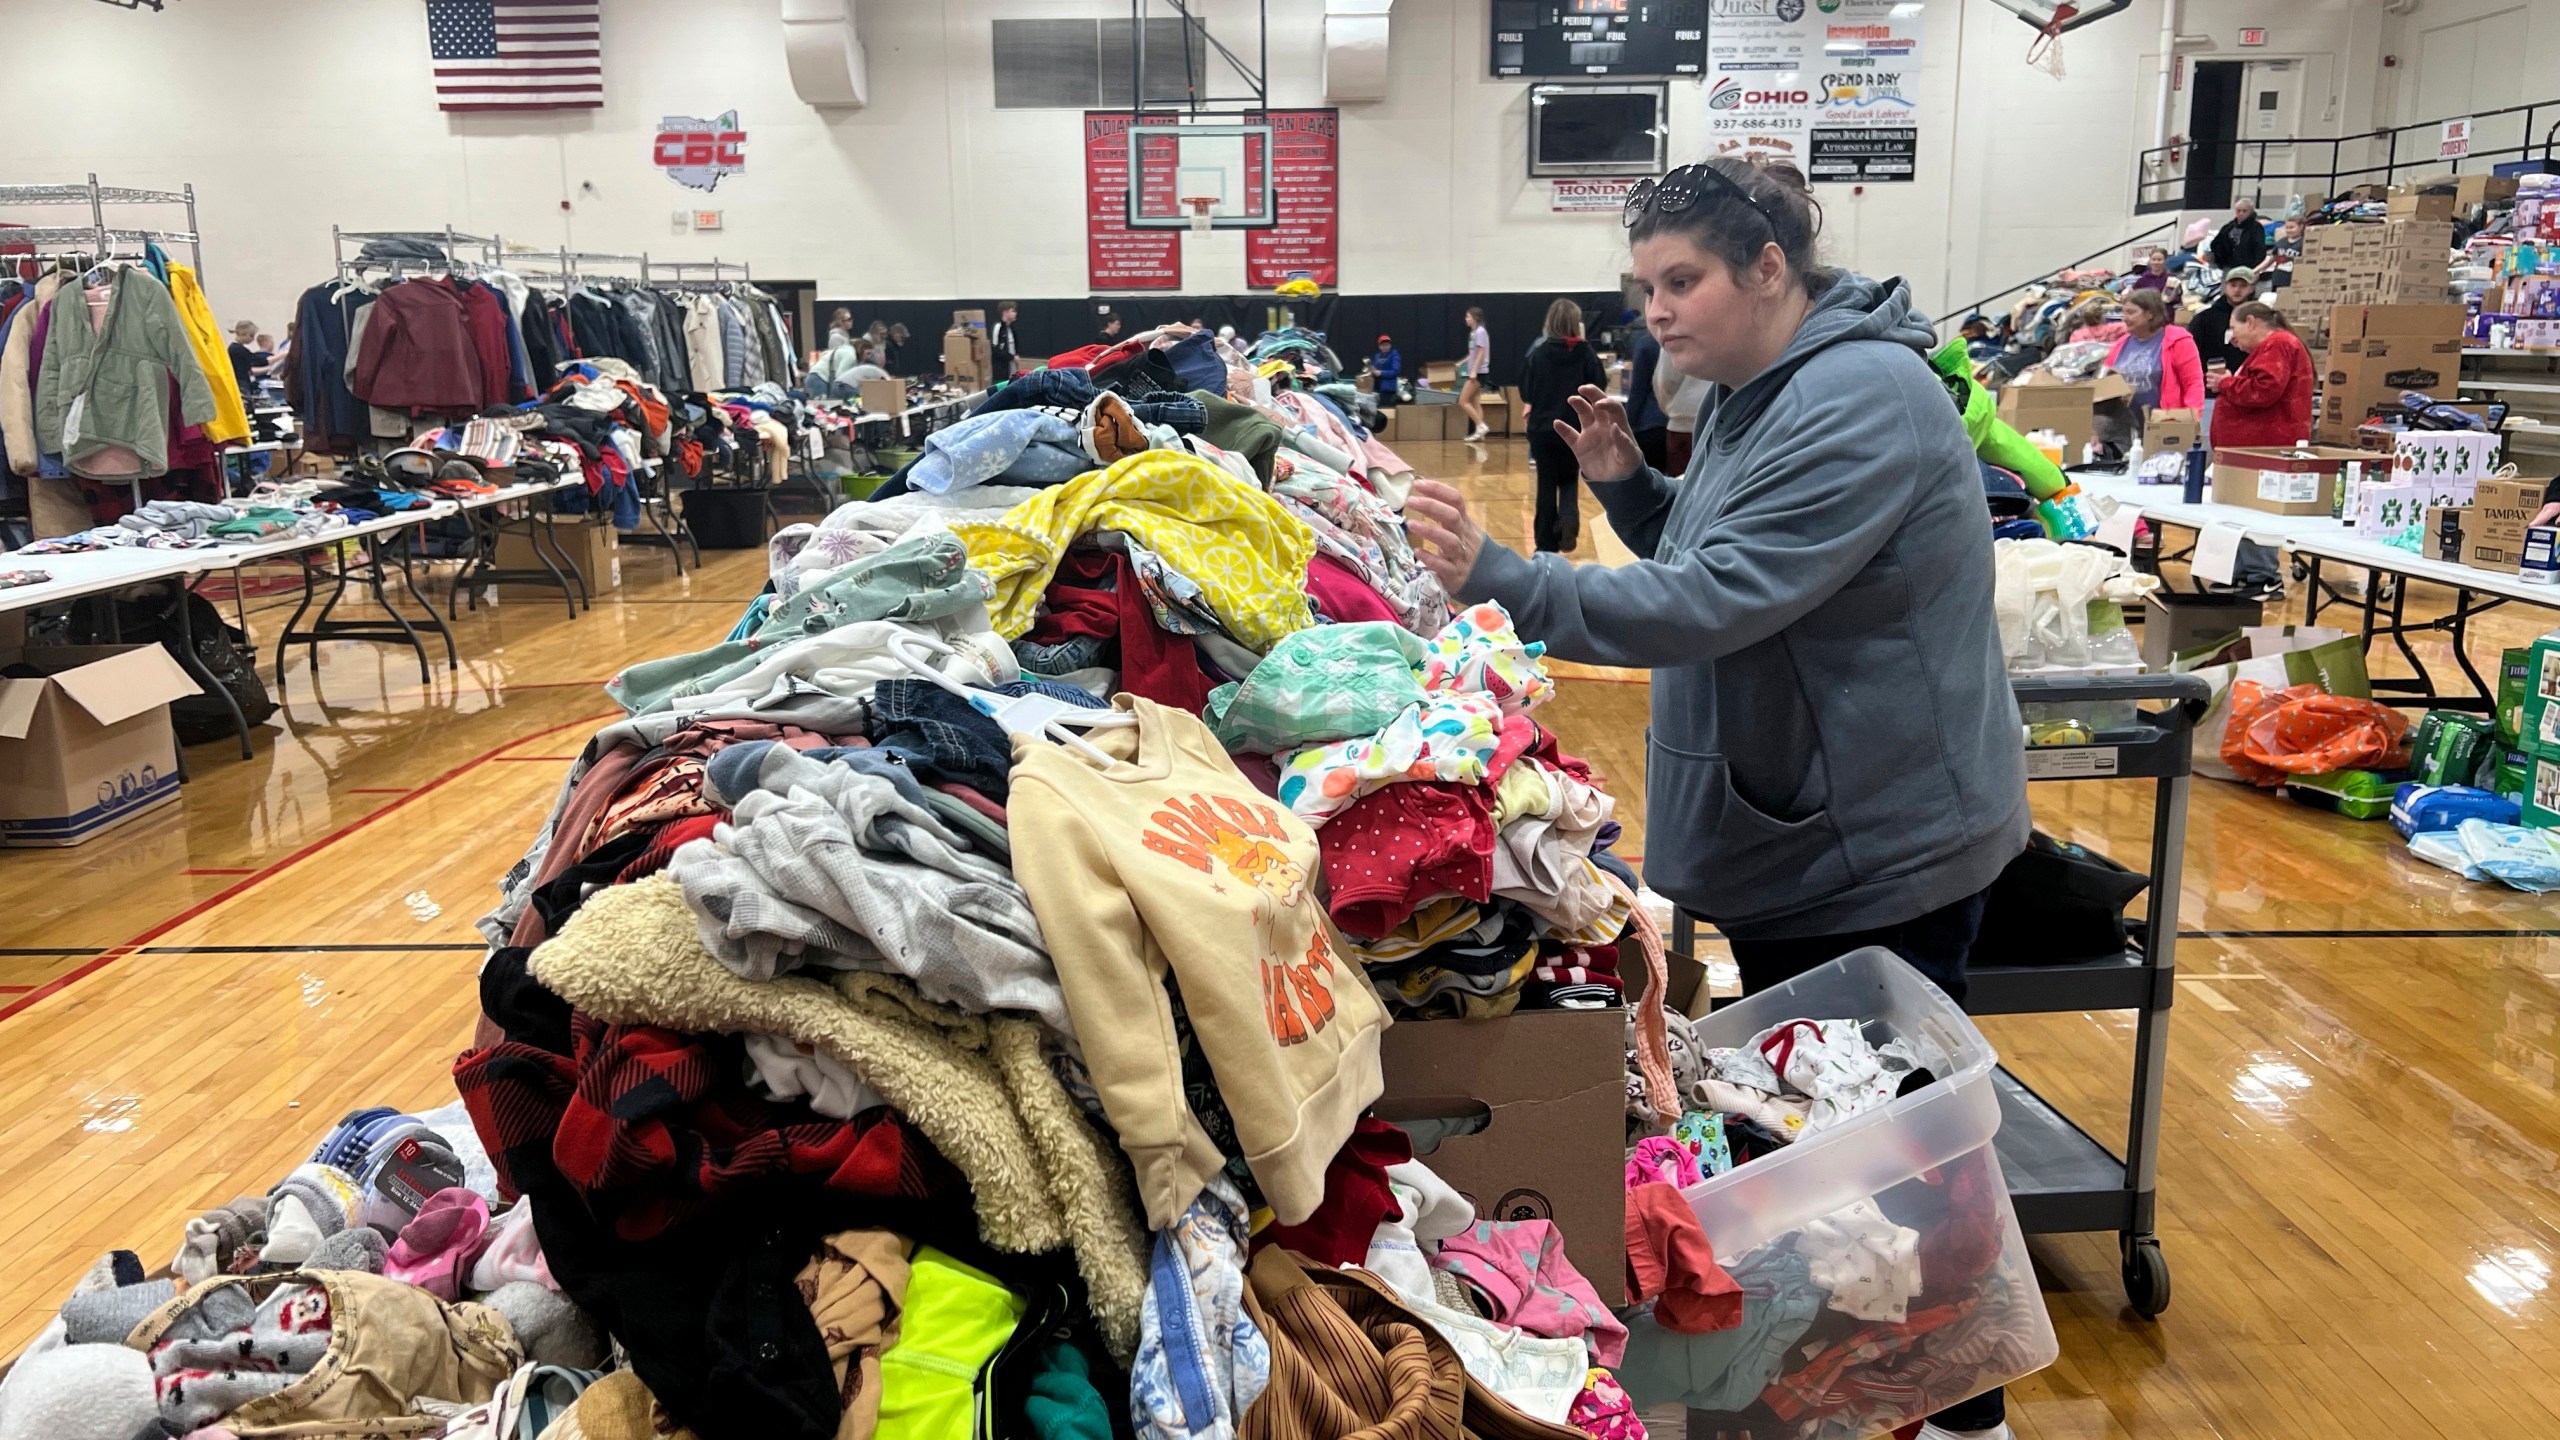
[{"xmin": 1462, "ymin": 273, "xmax": 2027, "ymax": 940}]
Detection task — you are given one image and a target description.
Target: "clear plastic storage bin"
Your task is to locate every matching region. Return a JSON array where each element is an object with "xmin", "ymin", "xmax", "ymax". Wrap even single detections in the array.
[{"xmin": 1617, "ymin": 948, "xmax": 2057, "ymax": 1439}]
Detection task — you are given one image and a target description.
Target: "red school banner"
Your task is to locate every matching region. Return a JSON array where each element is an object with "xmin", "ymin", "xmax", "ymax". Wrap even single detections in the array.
[
  {"xmin": 1084, "ymin": 112, "xmax": 1183, "ymax": 292},
  {"xmin": 1246, "ymin": 109, "xmax": 1339, "ymax": 290}
]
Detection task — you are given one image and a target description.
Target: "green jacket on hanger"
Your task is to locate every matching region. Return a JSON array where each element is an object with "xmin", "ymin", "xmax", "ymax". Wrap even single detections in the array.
[{"xmin": 34, "ymin": 265, "xmax": 216, "ymax": 481}]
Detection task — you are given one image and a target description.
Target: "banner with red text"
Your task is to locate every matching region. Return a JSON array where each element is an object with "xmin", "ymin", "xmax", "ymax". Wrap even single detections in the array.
[
  {"xmin": 1085, "ymin": 111, "xmax": 1182, "ymax": 291},
  {"xmin": 1245, "ymin": 109, "xmax": 1339, "ymax": 290}
]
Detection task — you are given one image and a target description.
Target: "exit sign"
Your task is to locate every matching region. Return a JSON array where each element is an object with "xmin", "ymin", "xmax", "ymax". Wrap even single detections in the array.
[
  {"xmin": 692, "ymin": 210, "xmax": 724, "ymax": 231},
  {"xmin": 2238, "ymin": 27, "xmax": 2266, "ymax": 45}
]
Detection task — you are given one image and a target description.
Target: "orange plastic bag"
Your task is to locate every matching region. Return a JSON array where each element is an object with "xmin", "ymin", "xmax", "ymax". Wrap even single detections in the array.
[{"xmin": 2221, "ymin": 680, "xmax": 2411, "ymax": 787}]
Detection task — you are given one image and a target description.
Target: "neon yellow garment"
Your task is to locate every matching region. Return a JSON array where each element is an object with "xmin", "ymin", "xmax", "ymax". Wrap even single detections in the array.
[
  {"xmin": 167, "ymin": 264, "xmax": 250, "ymax": 445},
  {"xmin": 949, "ymin": 450, "xmax": 1317, "ymax": 652},
  {"xmin": 875, "ymin": 1247, "xmax": 1028, "ymax": 1440},
  {"xmin": 1929, "ymin": 334, "xmax": 2065, "ymax": 501}
]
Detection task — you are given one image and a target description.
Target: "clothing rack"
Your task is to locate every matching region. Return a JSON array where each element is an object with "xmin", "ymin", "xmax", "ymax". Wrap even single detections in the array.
[
  {"xmin": 0, "ymin": 174, "xmax": 205, "ymax": 278},
  {"xmin": 331, "ymin": 226, "xmax": 505, "ymax": 285},
  {"xmin": 643, "ymin": 257, "xmax": 752, "ymax": 289}
]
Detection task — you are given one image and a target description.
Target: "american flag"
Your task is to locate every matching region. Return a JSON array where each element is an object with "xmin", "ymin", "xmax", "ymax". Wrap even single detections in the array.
[{"xmin": 426, "ymin": 0, "xmax": 602, "ymax": 112}]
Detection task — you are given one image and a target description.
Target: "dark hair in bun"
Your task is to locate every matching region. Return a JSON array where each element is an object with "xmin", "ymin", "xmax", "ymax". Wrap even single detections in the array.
[{"xmin": 1629, "ymin": 157, "xmax": 1828, "ymax": 298}]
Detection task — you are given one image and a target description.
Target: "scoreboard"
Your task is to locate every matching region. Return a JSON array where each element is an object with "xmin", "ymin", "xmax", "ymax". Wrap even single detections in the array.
[{"xmin": 1490, "ymin": 1, "xmax": 1709, "ymax": 78}]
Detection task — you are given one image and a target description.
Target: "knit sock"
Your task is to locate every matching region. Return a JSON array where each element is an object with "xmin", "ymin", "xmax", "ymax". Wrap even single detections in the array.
[
  {"xmin": 384, "ymin": 1188, "xmax": 490, "ymax": 1301},
  {"xmin": 352, "ymin": 1126, "xmax": 467, "ymax": 1236},
  {"xmin": 71, "ymin": 1248, "xmax": 145, "ymax": 1297},
  {"xmin": 58, "ymin": 1277, "xmax": 175, "ymax": 1345},
  {"xmin": 262, "ymin": 1166, "xmax": 357, "ymax": 1266},
  {"xmin": 174, "ymin": 1198, "xmax": 269, "ymax": 1286},
  {"xmin": 304, "ymin": 1225, "xmax": 388, "ymax": 1274},
  {"xmin": 485, "ymin": 1281, "xmax": 608, "ymax": 1369}
]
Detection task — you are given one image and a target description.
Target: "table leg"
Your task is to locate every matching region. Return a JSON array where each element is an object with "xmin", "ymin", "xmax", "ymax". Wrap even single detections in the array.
[
  {"xmin": 391, "ymin": 527, "xmax": 459, "ymax": 672},
  {"xmin": 530, "ymin": 508, "xmax": 586, "ymax": 616},
  {"xmin": 171, "ymin": 576, "xmax": 254, "ymax": 760},
  {"xmin": 273, "ymin": 554, "xmax": 322, "ymax": 694},
  {"xmin": 2303, "ymin": 555, "xmax": 2325, "ymax": 626}
]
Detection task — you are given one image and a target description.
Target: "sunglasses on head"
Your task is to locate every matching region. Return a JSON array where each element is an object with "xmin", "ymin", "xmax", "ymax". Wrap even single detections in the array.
[{"xmin": 1623, "ymin": 163, "xmax": 1776, "ymax": 232}]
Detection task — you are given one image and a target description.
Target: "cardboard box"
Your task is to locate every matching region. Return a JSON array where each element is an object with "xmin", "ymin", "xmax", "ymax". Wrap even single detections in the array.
[
  {"xmin": 1995, "ymin": 371, "xmax": 2131, "ymax": 464},
  {"xmin": 2326, "ymin": 304, "xmax": 2467, "ymax": 349},
  {"xmin": 858, "ymin": 376, "xmax": 909, "ymax": 416},
  {"xmin": 1425, "ymin": 361, "xmax": 1459, "ymax": 386},
  {"xmin": 0, "ymin": 644, "xmax": 198, "ymax": 847},
  {"xmin": 2520, "ymin": 633, "xmax": 2560, "ymax": 750},
  {"xmin": 942, "ymin": 327, "xmax": 988, "ymax": 366},
  {"xmin": 496, "ymin": 518, "xmax": 619, "ymax": 598},
  {"xmin": 1479, "ymin": 391, "xmax": 1512, "ymax": 437},
  {"xmin": 1376, "ymin": 1008, "xmax": 1626, "ymax": 1303},
  {"xmin": 2390, "ymin": 430, "xmax": 2501, "ymax": 492},
  {"xmin": 2141, "ymin": 590, "xmax": 2263, "ymax": 670},
  {"xmin": 2389, "ymin": 188, "xmax": 2458, "ymax": 221},
  {"xmin": 950, "ymin": 308, "xmax": 987, "ymax": 328},
  {"xmin": 2468, "ymin": 531, "xmax": 2531, "ymax": 572},
  {"xmin": 2212, "ymin": 444, "xmax": 2365, "ymax": 515},
  {"xmin": 2425, "ymin": 504, "xmax": 2472, "ymax": 563},
  {"xmin": 2145, "ymin": 407, "xmax": 2199, "ymax": 456},
  {"xmin": 2316, "ymin": 350, "xmax": 2454, "ymax": 443},
  {"xmin": 2461, "ymin": 174, "xmax": 2522, "ymax": 209},
  {"xmin": 2523, "ymin": 749, "xmax": 2560, "ymax": 830},
  {"xmin": 2473, "ymin": 477, "xmax": 2546, "ymax": 567},
  {"xmin": 1386, "ymin": 404, "xmax": 1454, "ymax": 441}
]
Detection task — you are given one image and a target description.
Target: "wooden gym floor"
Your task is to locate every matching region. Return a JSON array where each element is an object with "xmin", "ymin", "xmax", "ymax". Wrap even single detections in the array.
[{"xmin": 4, "ymin": 442, "xmax": 2558, "ymax": 1438}]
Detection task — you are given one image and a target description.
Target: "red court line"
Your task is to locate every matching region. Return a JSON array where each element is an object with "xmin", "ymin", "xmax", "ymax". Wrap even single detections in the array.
[
  {"xmin": 0, "ymin": 711, "xmax": 618, "ymax": 1026},
  {"xmin": 0, "ymin": 986, "xmax": 33, "ymax": 994}
]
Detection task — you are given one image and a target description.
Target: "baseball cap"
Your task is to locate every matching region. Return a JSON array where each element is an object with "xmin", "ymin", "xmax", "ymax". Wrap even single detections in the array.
[{"xmin": 1378, "ymin": 334, "xmax": 1393, "ymax": 346}]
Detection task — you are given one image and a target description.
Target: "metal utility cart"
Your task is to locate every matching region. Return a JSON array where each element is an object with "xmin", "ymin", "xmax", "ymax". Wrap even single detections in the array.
[{"xmin": 1969, "ymin": 671, "xmax": 2208, "ymax": 1317}]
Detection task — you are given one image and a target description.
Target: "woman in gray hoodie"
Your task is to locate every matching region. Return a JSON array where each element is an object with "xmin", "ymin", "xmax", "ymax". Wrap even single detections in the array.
[{"xmin": 1407, "ymin": 158, "xmax": 2026, "ymax": 1439}]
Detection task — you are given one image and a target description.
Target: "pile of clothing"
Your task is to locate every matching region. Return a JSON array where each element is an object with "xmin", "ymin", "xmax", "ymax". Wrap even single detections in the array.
[
  {"xmin": 4, "ymin": 247, "xmax": 252, "ymax": 537},
  {"xmin": 1611, "ymin": 1007, "xmax": 2042, "ymax": 1435},
  {"xmin": 14, "ymin": 322, "xmax": 1682, "ymax": 1440},
  {"xmin": 0, "ymin": 1103, "xmax": 600, "ymax": 1440}
]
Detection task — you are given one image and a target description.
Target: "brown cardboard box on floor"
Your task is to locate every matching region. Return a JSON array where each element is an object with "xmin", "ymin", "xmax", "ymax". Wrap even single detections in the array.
[
  {"xmin": 1385, "ymin": 404, "xmax": 1453, "ymax": 441},
  {"xmin": 0, "ymin": 644, "xmax": 199, "ymax": 847},
  {"xmin": 1376, "ymin": 1008, "xmax": 1627, "ymax": 1302},
  {"xmin": 1995, "ymin": 371, "xmax": 2130, "ymax": 463},
  {"xmin": 497, "ymin": 517, "xmax": 619, "ymax": 598}
]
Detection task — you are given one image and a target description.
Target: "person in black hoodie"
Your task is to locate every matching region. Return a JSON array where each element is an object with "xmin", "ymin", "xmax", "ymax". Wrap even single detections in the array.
[
  {"xmin": 2209, "ymin": 200, "xmax": 2268, "ymax": 273},
  {"xmin": 1518, "ymin": 297, "xmax": 1609, "ymax": 553}
]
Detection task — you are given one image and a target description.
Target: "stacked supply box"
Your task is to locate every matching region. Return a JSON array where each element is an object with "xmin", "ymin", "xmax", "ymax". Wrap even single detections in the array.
[
  {"xmin": 2467, "ymin": 476, "xmax": 2549, "ymax": 572},
  {"xmin": 2315, "ymin": 303, "xmax": 2464, "ymax": 444},
  {"xmin": 2519, "ymin": 632, "xmax": 2560, "ymax": 828},
  {"xmin": 2375, "ymin": 218, "xmax": 2457, "ymax": 303}
]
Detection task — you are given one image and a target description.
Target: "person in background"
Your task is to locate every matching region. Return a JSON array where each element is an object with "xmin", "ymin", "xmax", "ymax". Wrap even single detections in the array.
[
  {"xmin": 1517, "ymin": 297, "xmax": 1610, "ymax": 554},
  {"xmin": 1097, "ymin": 311, "xmax": 1124, "ymax": 346},
  {"xmin": 990, "ymin": 302, "xmax": 1020, "ymax": 382},
  {"xmin": 806, "ymin": 342, "xmax": 888, "ymax": 401},
  {"xmin": 1369, "ymin": 334, "xmax": 1402, "ymax": 411},
  {"xmin": 2259, "ymin": 217, "xmax": 2304, "ymax": 290},
  {"xmin": 1655, "ymin": 341, "xmax": 1709, "ymax": 475},
  {"xmin": 1623, "ymin": 326, "xmax": 1671, "ymax": 472},
  {"xmin": 227, "ymin": 320, "xmax": 262, "ymax": 400},
  {"xmin": 2210, "ymin": 199, "xmax": 2268, "ymax": 273},
  {"xmin": 1459, "ymin": 305, "xmax": 1492, "ymax": 442},
  {"xmin": 2208, "ymin": 301, "xmax": 2314, "ymax": 448},
  {"xmin": 2128, "ymin": 249, "xmax": 2183, "ymax": 307},
  {"xmin": 1404, "ymin": 157, "xmax": 2028, "ymax": 1440},
  {"xmin": 825, "ymin": 307, "xmax": 856, "ymax": 349},
  {"xmin": 2106, "ymin": 290, "xmax": 2205, "ymax": 429},
  {"xmin": 860, "ymin": 320, "xmax": 890, "ymax": 368},
  {"xmin": 2185, "ymin": 268, "xmax": 2260, "ymax": 377},
  {"xmin": 886, "ymin": 322, "xmax": 912, "ymax": 375}
]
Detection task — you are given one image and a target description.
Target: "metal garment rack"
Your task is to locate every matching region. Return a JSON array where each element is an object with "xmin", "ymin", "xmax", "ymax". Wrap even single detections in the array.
[
  {"xmin": 331, "ymin": 226, "xmax": 505, "ymax": 284},
  {"xmin": 0, "ymin": 174, "xmax": 204, "ymax": 277},
  {"xmin": 643, "ymin": 256, "xmax": 752, "ymax": 288},
  {"xmin": 1970, "ymin": 671, "xmax": 2208, "ymax": 1319}
]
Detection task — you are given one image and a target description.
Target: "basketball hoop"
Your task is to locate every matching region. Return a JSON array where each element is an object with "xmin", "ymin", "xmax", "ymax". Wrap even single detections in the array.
[
  {"xmin": 2026, "ymin": 3, "xmax": 2074, "ymax": 78},
  {"xmin": 1183, "ymin": 196, "xmax": 1217, "ymax": 234}
]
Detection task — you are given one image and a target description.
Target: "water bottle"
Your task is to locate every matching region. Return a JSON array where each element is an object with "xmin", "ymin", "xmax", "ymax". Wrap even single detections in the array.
[{"xmin": 2181, "ymin": 438, "xmax": 2209, "ymax": 504}]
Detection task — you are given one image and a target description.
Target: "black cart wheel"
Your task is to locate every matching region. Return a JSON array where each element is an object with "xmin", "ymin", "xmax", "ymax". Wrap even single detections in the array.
[
  {"xmin": 2121, "ymin": 1233, "xmax": 2171, "ymax": 1317},
  {"xmin": 2290, "ymin": 557, "xmax": 2310, "ymax": 583}
]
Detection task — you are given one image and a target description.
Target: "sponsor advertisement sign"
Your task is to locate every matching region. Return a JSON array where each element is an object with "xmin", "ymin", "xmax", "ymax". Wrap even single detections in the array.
[{"xmin": 1707, "ymin": 0, "xmax": 1921, "ymax": 178}]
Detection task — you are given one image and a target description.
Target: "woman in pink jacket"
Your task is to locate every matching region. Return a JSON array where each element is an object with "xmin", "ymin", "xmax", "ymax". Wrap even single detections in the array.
[{"xmin": 2106, "ymin": 289, "xmax": 2204, "ymax": 422}]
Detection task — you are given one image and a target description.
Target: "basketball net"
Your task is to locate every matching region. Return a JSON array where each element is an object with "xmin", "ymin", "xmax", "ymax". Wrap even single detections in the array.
[
  {"xmin": 1184, "ymin": 197, "xmax": 1216, "ymax": 234},
  {"xmin": 2027, "ymin": 3, "xmax": 2074, "ymax": 79}
]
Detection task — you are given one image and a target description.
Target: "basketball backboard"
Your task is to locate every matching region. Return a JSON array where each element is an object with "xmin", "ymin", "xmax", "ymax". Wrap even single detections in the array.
[
  {"xmin": 1126, "ymin": 121, "xmax": 1278, "ymax": 229},
  {"xmin": 1981, "ymin": 0, "xmax": 2131, "ymax": 31}
]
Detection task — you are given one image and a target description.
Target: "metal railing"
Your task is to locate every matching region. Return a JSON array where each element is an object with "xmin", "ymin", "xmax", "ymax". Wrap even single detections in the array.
[
  {"xmin": 2137, "ymin": 96, "xmax": 2560, "ymax": 213},
  {"xmin": 1933, "ymin": 220, "xmax": 2181, "ymax": 338}
]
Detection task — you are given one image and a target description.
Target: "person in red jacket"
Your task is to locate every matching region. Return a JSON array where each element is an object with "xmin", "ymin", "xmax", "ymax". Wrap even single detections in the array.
[{"xmin": 2209, "ymin": 301, "xmax": 2314, "ymax": 449}]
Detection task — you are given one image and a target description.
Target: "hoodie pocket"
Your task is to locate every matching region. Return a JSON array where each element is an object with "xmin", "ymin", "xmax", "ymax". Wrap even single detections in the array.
[{"xmin": 1642, "ymin": 730, "xmax": 1853, "ymax": 921}]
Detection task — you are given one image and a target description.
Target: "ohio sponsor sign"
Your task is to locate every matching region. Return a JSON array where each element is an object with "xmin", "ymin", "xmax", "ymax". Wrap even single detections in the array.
[
  {"xmin": 1708, "ymin": 0, "xmax": 1922, "ymax": 171},
  {"xmin": 1551, "ymin": 177, "xmax": 1644, "ymax": 213},
  {"xmin": 654, "ymin": 111, "xmax": 745, "ymax": 192}
]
